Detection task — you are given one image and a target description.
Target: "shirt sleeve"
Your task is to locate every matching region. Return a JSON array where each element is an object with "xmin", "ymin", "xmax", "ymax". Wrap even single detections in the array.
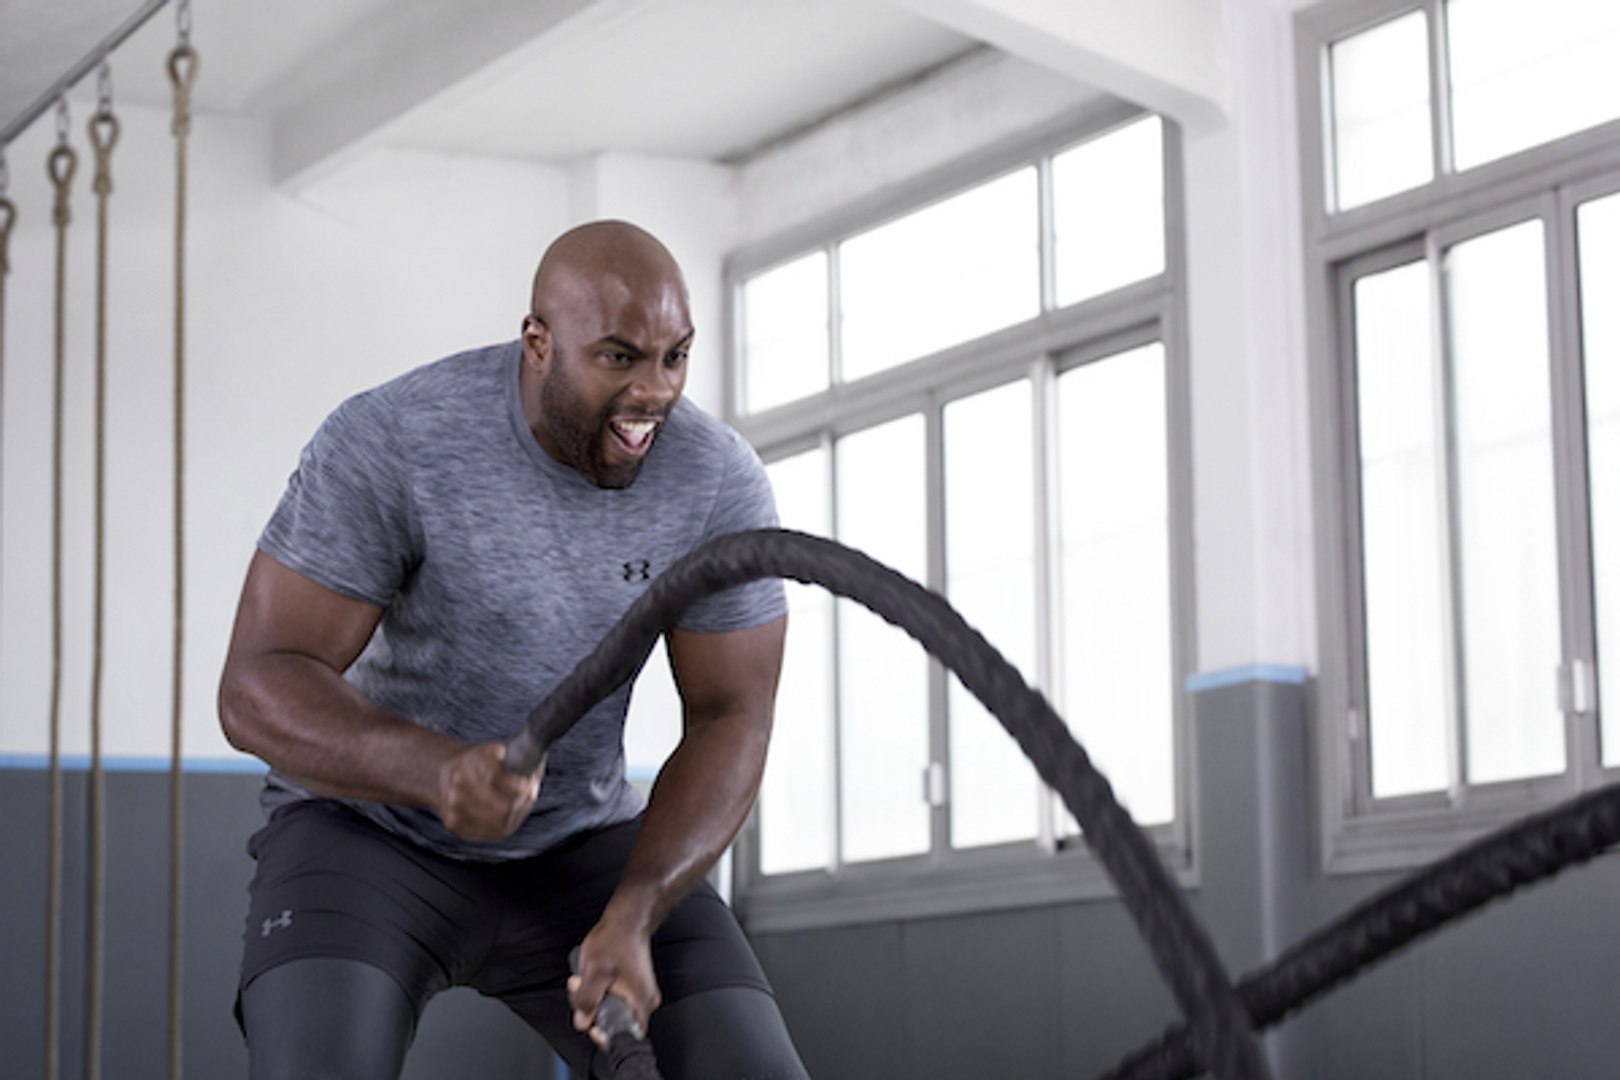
[
  {"xmin": 257, "ymin": 390, "xmax": 421, "ymax": 607},
  {"xmin": 672, "ymin": 428, "xmax": 789, "ymax": 634}
]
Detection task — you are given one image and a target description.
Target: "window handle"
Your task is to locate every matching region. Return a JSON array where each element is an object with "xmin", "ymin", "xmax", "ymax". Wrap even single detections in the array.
[
  {"xmin": 1560, "ymin": 659, "xmax": 1594, "ymax": 716},
  {"xmin": 923, "ymin": 761, "xmax": 947, "ymax": 807}
]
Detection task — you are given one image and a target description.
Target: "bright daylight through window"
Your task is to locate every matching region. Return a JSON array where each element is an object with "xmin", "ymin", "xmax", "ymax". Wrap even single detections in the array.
[
  {"xmin": 731, "ymin": 112, "xmax": 1181, "ymax": 922},
  {"xmin": 1306, "ymin": 0, "xmax": 1620, "ymax": 862}
]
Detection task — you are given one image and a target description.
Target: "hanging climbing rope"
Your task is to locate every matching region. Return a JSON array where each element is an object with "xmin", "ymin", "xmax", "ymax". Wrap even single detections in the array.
[
  {"xmin": 83, "ymin": 60, "xmax": 121, "ymax": 1080},
  {"xmin": 166, "ymin": 5, "xmax": 197, "ymax": 1077},
  {"xmin": 44, "ymin": 93, "xmax": 77, "ymax": 1080}
]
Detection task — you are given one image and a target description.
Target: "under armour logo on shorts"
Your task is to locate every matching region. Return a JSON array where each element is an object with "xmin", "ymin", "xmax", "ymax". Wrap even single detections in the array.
[
  {"xmin": 622, "ymin": 559, "xmax": 651, "ymax": 582},
  {"xmin": 261, "ymin": 909, "xmax": 293, "ymax": 937}
]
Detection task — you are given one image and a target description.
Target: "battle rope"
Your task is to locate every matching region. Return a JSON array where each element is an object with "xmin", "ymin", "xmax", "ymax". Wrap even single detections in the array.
[
  {"xmin": 507, "ymin": 528, "xmax": 1269, "ymax": 1080},
  {"xmin": 166, "ymin": 8, "xmax": 197, "ymax": 1076},
  {"xmin": 44, "ymin": 98, "xmax": 77, "ymax": 1080},
  {"xmin": 1099, "ymin": 777, "xmax": 1620, "ymax": 1079},
  {"xmin": 85, "ymin": 63, "xmax": 120, "ymax": 1080}
]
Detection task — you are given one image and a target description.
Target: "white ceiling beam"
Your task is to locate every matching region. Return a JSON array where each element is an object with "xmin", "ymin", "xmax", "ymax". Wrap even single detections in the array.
[
  {"xmin": 893, "ymin": 0, "xmax": 1231, "ymax": 132},
  {"xmin": 266, "ymin": 0, "xmax": 615, "ymax": 189}
]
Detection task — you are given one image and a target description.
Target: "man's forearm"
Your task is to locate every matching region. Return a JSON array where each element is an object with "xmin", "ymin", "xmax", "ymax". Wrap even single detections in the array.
[
  {"xmin": 219, "ymin": 650, "xmax": 459, "ymax": 807},
  {"xmin": 600, "ymin": 709, "xmax": 770, "ymax": 934}
]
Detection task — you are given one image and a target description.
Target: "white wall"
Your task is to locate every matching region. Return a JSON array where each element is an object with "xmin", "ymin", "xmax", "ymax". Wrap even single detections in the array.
[
  {"xmin": 0, "ymin": 103, "xmax": 573, "ymax": 760},
  {"xmin": 1181, "ymin": 0, "xmax": 1317, "ymax": 674},
  {"xmin": 733, "ymin": 48, "xmax": 1098, "ymax": 247}
]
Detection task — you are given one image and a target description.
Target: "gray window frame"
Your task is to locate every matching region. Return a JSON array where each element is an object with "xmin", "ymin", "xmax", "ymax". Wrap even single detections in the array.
[
  {"xmin": 723, "ymin": 104, "xmax": 1198, "ymax": 930},
  {"xmin": 1298, "ymin": 0, "xmax": 1620, "ymax": 873}
]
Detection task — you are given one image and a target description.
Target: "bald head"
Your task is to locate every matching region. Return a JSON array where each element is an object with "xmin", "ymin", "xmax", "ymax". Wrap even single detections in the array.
[{"xmin": 530, "ymin": 220, "xmax": 689, "ymax": 325}]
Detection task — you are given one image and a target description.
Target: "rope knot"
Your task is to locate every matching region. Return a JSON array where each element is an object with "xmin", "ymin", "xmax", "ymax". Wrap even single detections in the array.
[
  {"xmin": 90, "ymin": 112, "xmax": 120, "ymax": 196},
  {"xmin": 48, "ymin": 145, "xmax": 77, "ymax": 226},
  {"xmin": 167, "ymin": 44, "xmax": 199, "ymax": 136}
]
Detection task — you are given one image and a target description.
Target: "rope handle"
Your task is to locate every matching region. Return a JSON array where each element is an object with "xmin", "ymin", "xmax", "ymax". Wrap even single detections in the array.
[{"xmin": 569, "ymin": 949, "xmax": 663, "ymax": 1080}]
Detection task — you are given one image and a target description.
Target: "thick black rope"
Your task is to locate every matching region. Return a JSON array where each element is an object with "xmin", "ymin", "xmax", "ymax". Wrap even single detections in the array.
[
  {"xmin": 508, "ymin": 528, "xmax": 1268, "ymax": 1080},
  {"xmin": 1099, "ymin": 779, "xmax": 1620, "ymax": 1079}
]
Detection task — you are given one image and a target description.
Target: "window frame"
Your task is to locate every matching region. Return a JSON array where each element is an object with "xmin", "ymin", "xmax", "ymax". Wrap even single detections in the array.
[
  {"xmin": 1299, "ymin": 0, "xmax": 1620, "ymax": 873},
  {"xmin": 723, "ymin": 104, "xmax": 1197, "ymax": 931}
]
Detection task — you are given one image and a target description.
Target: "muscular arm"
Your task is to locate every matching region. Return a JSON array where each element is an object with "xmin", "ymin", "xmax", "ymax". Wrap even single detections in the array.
[
  {"xmin": 570, "ymin": 612, "xmax": 787, "ymax": 1033},
  {"xmin": 217, "ymin": 550, "xmax": 538, "ymax": 840}
]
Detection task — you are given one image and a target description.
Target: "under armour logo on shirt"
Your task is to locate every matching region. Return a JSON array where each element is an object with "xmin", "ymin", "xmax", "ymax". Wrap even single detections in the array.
[
  {"xmin": 261, "ymin": 909, "xmax": 293, "ymax": 937},
  {"xmin": 622, "ymin": 559, "xmax": 651, "ymax": 582}
]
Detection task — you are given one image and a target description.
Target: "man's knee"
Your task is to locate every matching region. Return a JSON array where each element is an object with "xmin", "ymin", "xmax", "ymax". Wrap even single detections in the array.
[
  {"xmin": 644, "ymin": 985, "xmax": 809, "ymax": 1080},
  {"xmin": 241, "ymin": 958, "xmax": 416, "ymax": 1080}
]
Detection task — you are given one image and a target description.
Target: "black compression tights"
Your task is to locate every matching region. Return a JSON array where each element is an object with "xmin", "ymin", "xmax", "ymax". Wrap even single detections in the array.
[
  {"xmin": 241, "ymin": 957, "xmax": 809, "ymax": 1080},
  {"xmin": 242, "ymin": 958, "xmax": 414, "ymax": 1080}
]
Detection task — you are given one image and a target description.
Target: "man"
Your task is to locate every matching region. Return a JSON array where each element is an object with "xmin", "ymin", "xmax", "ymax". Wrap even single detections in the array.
[{"xmin": 219, "ymin": 220, "xmax": 809, "ymax": 1079}]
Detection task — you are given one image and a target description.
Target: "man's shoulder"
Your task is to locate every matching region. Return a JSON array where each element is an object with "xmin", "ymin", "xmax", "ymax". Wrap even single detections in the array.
[
  {"xmin": 661, "ymin": 397, "xmax": 754, "ymax": 465},
  {"xmin": 380, "ymin": 340, "xmax": 517, "ymax": 408}
]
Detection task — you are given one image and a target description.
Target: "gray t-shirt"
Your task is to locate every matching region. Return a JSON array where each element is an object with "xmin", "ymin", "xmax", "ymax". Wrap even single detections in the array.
[{"xmin": 257, "ymin": 340, "xmax": 786, "ymax": 860}]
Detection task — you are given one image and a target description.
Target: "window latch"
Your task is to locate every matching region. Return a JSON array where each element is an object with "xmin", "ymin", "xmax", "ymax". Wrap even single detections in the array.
[
  {"xmin": 1560, "ymin": 658, "xmax": 1595, "ymax": 716},
  {"xmin": 923, "ymin": 761, "xmax": 947, "ymax": 807}
]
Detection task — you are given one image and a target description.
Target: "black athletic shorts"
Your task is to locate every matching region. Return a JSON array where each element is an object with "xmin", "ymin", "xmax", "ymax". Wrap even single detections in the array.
[{"xmin": 235, "ymin": 799, "xmax": 772, "ymax": 1029}]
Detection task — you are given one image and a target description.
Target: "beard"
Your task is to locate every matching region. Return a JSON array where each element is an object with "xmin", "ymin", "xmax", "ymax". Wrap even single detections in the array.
[{"xmin": 537, "ymin": 368, "xmax": 648, "ymax": 490}]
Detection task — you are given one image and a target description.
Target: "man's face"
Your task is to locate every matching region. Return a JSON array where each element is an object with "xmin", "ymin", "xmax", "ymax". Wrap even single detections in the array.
[{"xmin": 524, "ymin": 275, "xmax": 692, "ymax": 489}]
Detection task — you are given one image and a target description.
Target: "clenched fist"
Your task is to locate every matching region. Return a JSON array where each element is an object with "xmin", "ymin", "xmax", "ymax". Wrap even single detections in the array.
[{"xmin": 435, "ymin": 741, "xmax": 541, "ymax": 841}]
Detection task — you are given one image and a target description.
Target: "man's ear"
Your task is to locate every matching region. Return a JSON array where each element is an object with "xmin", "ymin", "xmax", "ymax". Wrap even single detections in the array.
[{"xmin": 522, "ymin": 314, "xmax": 551, "ymax": 370}]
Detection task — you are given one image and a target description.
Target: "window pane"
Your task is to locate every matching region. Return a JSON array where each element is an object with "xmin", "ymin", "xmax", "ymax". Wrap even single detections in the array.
[
  {"xmin": 1448, "ymin": 0, "xmax": 1620, "ymax": 171},
  {"xmin": 1355, "ymin": 260, "xmax": 1451, "ymax": 798},
  {"xmin": 943, "ymin": 380, "xmax": 1040, "ymax": 848},
  {"xmin": 1447, "ymin": 221, "xmax": 1564, "ymax": 783},
  {"xmin": 1329, "ymin": 11, "xmax": 1433, "ymax": 212},
  {"xmin": 759, "ymin": 449, "xmax": 834, "ymax": 874},
  {"xmin": 1579, "ymin": 192, "xmax": 1620, "ymax": 767},
  {"xmin": 1053, "ymin": 116, "xmax": 1166, "ymax": 306},
  {"xmin": 742, "ymin": 251, "xmax": 830, "ymax": 414},
  {"xmin": 1056, "ymin": 344, "xmax": 1174, "ymax": 827},
  {"xmin": 840, "ymin": 169, "xmax": 1039, "ymax": 382},
  {"xmin": 835, "ymin": 415, "xmax": 930, "ymax": 862}
]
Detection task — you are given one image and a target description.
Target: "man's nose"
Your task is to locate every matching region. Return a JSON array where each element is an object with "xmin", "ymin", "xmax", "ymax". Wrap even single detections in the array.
[{"xmin": 628, "ymin": 360, "xmax": 681, "ymax": 404}]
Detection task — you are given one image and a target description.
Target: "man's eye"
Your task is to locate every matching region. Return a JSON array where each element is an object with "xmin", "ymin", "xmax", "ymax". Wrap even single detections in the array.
[
  {"xmin": 666, "ymin": 351, "xmax": 689, "ymax": 369},
  {"xmin": 602, "ymin": 351, "xmax": 634, "ymax": 365}
]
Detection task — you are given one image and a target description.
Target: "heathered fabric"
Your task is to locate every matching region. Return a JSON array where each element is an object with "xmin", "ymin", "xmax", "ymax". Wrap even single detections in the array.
[{"xmin": 256, "ymin": 340, "xmax": 786, "ymax": 860}]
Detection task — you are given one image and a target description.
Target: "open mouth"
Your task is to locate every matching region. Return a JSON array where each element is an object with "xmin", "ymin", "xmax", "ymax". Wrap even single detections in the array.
[{"xmin": 608, "ymin": 417, "xmax": 660, "ymax": 456}]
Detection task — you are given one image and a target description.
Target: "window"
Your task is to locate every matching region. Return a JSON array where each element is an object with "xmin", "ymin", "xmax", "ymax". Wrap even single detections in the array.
[
  {"xmin": 729, "ymin": 110, "xmax": 1188, "ymax": 926},
  {"xmin": 1447, "ymin": 0, "xmax": 1620, "ymax": 172},
  {"xmin": 1327, "ymin": 10, "xmax": 1433, "ymax": 210},
  {"xmin": 741, "ymin": 252, "xmax": 830, "ymax": 414},
  {"xmin": 840, "ymin": 170, "xmax": 1039, "ymax": 381},
  {"xmin": 1582, "ymin": 192, "xmax": 1620, "ymax": 766},
  {"xmin": 1301, "ymin": 0, "xmax": 1620, "ymax": 868},
  {"xmin": 1321, "ymin": 0, "xmax": 1620, "ymax": 215}
]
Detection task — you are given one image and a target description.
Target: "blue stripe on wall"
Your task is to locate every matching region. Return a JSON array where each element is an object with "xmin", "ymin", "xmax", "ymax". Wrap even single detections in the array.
[
  {"xmin": 1, "ymin": 755, "xmax": 656, "ymax": 782},
  {"xmin": 0, "ymin": 754, "xmax": 269, "ymax": 774},
  {"xmin": 1184, "ymin": 663, "xmax": 1309, "ymax": 694}
]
